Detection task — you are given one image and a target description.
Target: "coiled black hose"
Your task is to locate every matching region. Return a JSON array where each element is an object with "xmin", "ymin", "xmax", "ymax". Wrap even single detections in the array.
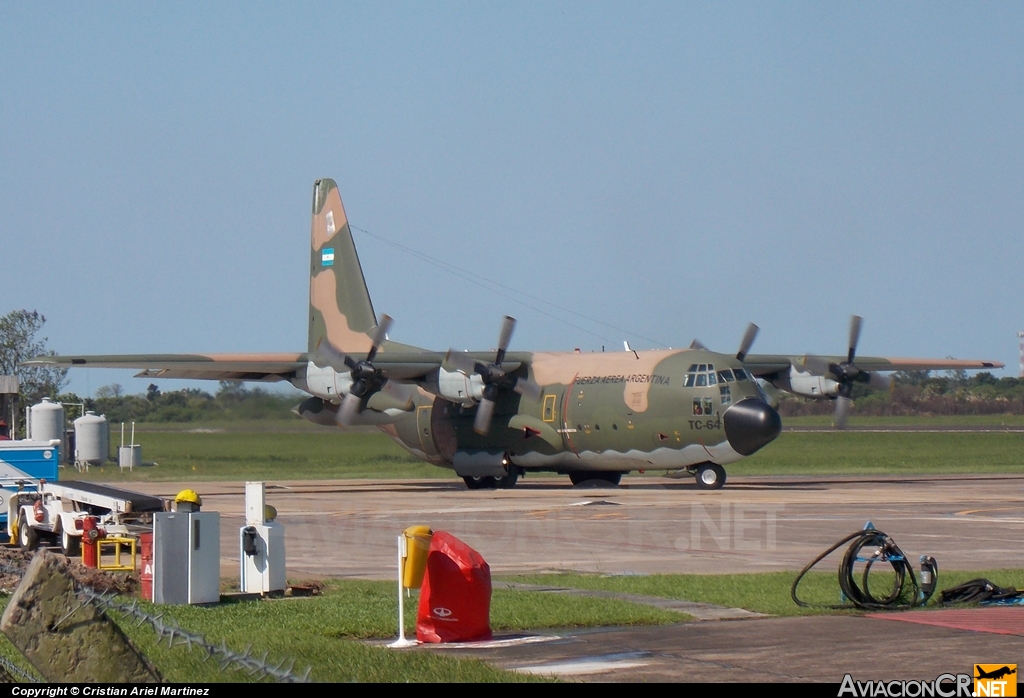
[
  {"xmin": 939, "ymin": 579, "xmax": 1024, "ymax": 605},
  {"xmin": 791, "ymin": 528, "xmax": 937, "ymax": 610}
]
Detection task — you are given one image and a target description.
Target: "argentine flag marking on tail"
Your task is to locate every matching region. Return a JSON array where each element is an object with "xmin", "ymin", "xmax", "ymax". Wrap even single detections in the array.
[{"xmin": 321, "ymin": 248, "xmax": 335, "ymax": 266}]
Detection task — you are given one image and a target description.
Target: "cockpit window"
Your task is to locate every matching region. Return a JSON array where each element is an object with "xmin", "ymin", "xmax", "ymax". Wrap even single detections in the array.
[
  {"xmin": 689, "ymin": 366, "xmax": 752, "ymax": 385},
  {"xmin": 684, "ymin": 363, "xmax": 717, "ymax": 388}
]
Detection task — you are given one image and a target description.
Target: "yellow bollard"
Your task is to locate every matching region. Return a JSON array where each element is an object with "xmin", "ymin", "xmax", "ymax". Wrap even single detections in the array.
[{"xmin": 402, "ymin": 525, "xmax": 433, "ymax": 590}]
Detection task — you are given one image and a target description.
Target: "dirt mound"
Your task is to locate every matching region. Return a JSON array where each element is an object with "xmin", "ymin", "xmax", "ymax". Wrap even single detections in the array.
[
  {"xmin": 0, "ymin": 546, "xmax": 138, "ymax": 595},
  {"xmin": 0, "ymin": 547, "xmax": 33, "ymax": 593}
]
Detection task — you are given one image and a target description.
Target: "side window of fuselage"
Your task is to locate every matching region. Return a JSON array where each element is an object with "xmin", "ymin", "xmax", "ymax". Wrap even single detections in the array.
[
  {"xmin": 542, "ymin": 394, "xmax": 556, "ymax": 422},
  {"xmin": 720, "ymin": 383, "xmax": 731, "ymax": 405},
  {"xmin": 692, "ymin": 397, "xmax": 714, "ymax": 416}
]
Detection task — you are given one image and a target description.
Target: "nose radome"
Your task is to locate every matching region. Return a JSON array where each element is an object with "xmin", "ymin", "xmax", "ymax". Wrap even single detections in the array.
[{"xmin": 723, "ymin": 398, "xmax": 782, "ymax": 456}]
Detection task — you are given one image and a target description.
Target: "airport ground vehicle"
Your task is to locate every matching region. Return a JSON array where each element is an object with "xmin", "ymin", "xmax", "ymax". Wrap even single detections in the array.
[{"xmin": 8, "ymin": 480, "xmax": 165, "ymax": 556}]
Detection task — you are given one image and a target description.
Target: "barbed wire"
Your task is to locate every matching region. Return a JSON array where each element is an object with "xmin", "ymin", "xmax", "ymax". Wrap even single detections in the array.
[
  {"xmin": 0, "ymin": 554, "xmax": 311, "ymax": 683},
  {"xmin": 82, "ymin": 589, "xmax": 311, "ymax": 683},
  {"xmin": 0, "ymin": 654, "xmax": 41, "ymax": 683}
]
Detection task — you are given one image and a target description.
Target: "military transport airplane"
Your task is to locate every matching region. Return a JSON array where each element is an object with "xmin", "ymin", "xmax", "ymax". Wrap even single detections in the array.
[{"xmin": 27, "ymin": 179, "xmax": 1003, "ymax": 490}]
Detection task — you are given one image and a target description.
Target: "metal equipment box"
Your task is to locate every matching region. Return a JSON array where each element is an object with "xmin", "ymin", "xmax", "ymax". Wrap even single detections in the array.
[
  {"xmin": 153, "ymin": 512, "xmax": 220, "ymax": 604},
  {"xmin": 0, "ymin": 440, "xmax": 60, "ymax": 527}
]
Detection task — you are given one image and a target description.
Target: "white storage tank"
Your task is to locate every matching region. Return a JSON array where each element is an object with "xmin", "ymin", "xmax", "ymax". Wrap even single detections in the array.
[
  {"xmin": 30, "ymin": 398, "xmax": 64, "ymax": 444},
  {"xmin": 74, "ymin": 411, "xmax": 109, "ymax": 466}
]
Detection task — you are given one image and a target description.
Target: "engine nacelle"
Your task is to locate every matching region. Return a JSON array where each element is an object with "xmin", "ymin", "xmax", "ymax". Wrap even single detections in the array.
[
  {"xmin": 299, "ymin": 361, "xmax": 353, "ymax": 402},
  {"xmin": 771, "ymin": 366, "xmax": 839, "ymax": 399},
  {"xmin": 424, "ymin": 367, "xmax": 484, "ymax": 406}
]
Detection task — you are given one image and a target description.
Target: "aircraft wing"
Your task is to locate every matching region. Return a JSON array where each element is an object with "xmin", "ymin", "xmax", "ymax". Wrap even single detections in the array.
[
  {"xmin": 23, "ymin": 353, "xmax": 310, "ymax": 382},
  {"xmin": 24, "ymin": 350, "xmax": 454, "ymax": 384},
  {"xmin": 743, "ymin": 354, "xmax": 1003, "ymax": 378}
]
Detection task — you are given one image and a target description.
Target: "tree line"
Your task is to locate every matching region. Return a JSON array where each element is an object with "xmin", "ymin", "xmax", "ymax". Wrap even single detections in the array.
[
  {"xmin": 58, "ymin": 382, "xmax": 301, "ymax": 424},
  {"xmin": 4, "ymin": 308, "xmax": 1023, "ymax": 424},
  {"xmin": 777, "ymin": 371, "xmax": 1024, "ymax": 417}
]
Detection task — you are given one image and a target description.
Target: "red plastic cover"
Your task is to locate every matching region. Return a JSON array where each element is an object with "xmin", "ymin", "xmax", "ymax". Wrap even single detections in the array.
[{"xmin": 416, "ymin": 531, "xmax": 492, "ymax": 643}]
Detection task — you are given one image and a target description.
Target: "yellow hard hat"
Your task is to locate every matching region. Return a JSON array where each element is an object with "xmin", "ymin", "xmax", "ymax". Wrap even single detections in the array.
[{"xmin": 175, "ymin": 489, "xmax": 202, "ymax": 506}]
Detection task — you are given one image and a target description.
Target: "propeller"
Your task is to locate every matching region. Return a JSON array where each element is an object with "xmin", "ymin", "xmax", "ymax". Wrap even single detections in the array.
[
  {"xmin": 690, "ymin": 323, "xmax": 757, "ymax": 356},
  {"xmin": 801, "ymin": 315, "xmax": 890, "ymax": 429},
  {"xmin": 446, "ymin": 316, "xmax": 542, "ymax": 435},
  {"xmin": 736, "ymin": 323, "xmax": 759, "ymax": 362},
  {"xmin": 313, "ymin": 314, "xmax": 393, "ymax": 426}
]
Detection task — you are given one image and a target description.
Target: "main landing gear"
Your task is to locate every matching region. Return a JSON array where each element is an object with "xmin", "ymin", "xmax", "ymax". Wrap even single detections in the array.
[
  {"xmin": 463, "ymin": 465, "xmax": 520, "ymax": 490},
  {"xmin": 569, "ymin": 471, "xmax": 623, "ymax": 487},
  {"xmin": 692, "ymin": 463, "xmax": 726, "ymax": 490}
]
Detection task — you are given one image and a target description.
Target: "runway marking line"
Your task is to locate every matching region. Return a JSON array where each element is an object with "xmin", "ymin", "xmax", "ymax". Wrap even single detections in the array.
[
  {"xmin": 954, "ymin": 507, "xmax": 1019, "ymax": 516},
  {"xmin": 419, "ymin": 634, "xmax": 558, "ymax": 650},
  {"xmin": 511, "ymin": 651, "xmax": 653, "ymax": 676}
]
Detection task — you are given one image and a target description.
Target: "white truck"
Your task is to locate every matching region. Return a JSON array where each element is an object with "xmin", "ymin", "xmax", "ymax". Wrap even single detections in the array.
[{"xmin": 8, "ymin": 480, "xmax": 166, "ymax": 556}]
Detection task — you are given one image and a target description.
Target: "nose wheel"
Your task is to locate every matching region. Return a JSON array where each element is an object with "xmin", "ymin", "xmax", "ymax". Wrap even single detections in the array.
[{"xmin": 693, "ymin": 463, "xmax": 726, "ymax": 490}]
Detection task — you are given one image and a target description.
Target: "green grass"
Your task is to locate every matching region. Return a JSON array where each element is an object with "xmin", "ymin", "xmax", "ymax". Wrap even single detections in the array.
[
  {"xmin": 0, "ymin": 578, "xmax": 684, "ymax": 683},
  {"xmin": 3, "ymin": 567, "xmax": 1020, "ymax": 682},
  {"xmin": 18, "ymin": 414, "xmax": 1021, "ymax": 681},
  {"xmin": 62, "ymin": 415, "xmax": 1024, "ymax": 483},
  {"xmin": 783, "ymin": 414, "xmax": 1024, "ymax": 428},
  {"xmin": 73, "ymin": 430, "xmax": 445, "ymax": 483},
  {"xmin": 502, "ymin": 569, "xmax": 1024, "ymax": 617},
  {"xmin": 735, "ymin": 431, "xmax": 1024, "ymax": 476}
]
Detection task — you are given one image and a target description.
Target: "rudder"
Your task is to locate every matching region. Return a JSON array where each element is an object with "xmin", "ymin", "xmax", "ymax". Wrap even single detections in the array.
[{"xmin": 308, "ymin": 178, "xmax": 377, "ymax": 355}]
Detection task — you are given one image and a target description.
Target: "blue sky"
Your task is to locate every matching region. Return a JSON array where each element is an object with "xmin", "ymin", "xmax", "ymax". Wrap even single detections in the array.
[{"xmin": 2, "ymin": 4, "xmax": 1022, "ymax": 397}]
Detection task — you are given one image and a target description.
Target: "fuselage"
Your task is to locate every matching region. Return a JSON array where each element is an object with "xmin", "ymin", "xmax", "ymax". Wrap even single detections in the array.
[{"xmin": 298, "ymin": 347, "xmax": 781, "ymax": 479}]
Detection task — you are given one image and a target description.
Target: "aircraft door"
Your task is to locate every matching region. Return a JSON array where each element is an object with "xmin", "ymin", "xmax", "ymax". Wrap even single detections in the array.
[
  {"xmin": 540, "ymin": 390, "xmax": 572, "ymax": 452},
  {"xmin": 561, "ymin": 381, "xmax": 581, "ymax": 454},
  {"xmin": 416, "ymin": 406, "xmax": 440, "ymax": 458}
]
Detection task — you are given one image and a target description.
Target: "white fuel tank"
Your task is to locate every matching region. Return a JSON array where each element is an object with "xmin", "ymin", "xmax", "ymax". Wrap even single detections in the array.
[
  {"xmin": 74, "ymin": 411, "xmax": 109, "ymax": 466},
  {"xmin": 29, "ymin": 398, "xmax": 64, "ymax": 444}
]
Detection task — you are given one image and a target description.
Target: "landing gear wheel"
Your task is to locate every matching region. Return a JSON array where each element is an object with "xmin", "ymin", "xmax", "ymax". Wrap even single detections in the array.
[
  {"xmin": 61, "ymin": 527, "xmax": 80, "ymax": 558},
  {"xmin": 18, "ymin": 512, "xmax": 38, "ymax": 551},
  {"xmin": 495, "ymin": 465, "xmax": 520, "ymax": 489},
  {"xmin": 694, "ymin": 463, "xmax": 726, "ymax": 490},
  {"xmin": 569, "ymin": 471, "xmax": 624, "ymax": 487},
  {"xmin": 463, "ymin": 476, "xmax": 498, "ymax": 490}
]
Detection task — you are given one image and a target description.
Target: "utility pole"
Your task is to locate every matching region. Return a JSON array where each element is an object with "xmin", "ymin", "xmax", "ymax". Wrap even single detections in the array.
[{"xmin": 1015, "ymin": 329, "xmax": 1024, "ymax": 374}]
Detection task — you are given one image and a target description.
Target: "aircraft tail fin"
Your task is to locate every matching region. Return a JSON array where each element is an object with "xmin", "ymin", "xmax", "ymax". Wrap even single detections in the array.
[{"xmin": 308, "ymin": 178, "xmax": 378, "ymax": 355}]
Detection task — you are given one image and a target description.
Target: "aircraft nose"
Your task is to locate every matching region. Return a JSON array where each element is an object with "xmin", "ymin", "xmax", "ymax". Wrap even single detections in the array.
[{"xmin": 723, "ymin": 398, "xmax": 782, "ymax": 456}]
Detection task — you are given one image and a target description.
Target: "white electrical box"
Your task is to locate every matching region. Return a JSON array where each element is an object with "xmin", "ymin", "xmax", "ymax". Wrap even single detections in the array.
[
  {"xmin": 239, "ymin": 481, "xmax": 286, "ymax": 594},
  {"xmin": 240, "ymin": 522, "xmax": 286, "ymax": 593}
]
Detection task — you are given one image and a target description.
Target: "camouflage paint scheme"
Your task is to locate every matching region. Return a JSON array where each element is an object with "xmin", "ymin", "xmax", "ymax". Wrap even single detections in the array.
[{"xmin": 27, "ymin": 179, "xmax": 1004, "ymax": 489}]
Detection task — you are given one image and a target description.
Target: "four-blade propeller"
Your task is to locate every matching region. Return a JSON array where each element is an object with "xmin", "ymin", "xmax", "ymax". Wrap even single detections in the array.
[
  {"xmin": 692, "ymin": 323, "xmax": 759, "ymax": 358},
  {"xmin": 313, "ymin": 313, "xmax": 393, "ymax": 426},
  {"xmin": 446, "ymin": 315, "xmax": 542, "ymax": 435},
  {"xmin": 801, "ymin": 315, "xmax": 890, "ymax": 428}
]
